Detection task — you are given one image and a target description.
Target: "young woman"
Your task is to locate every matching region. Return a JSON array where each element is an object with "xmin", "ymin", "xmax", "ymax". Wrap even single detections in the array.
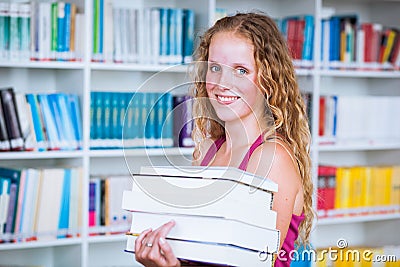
[{"xmin": 134, "ymin": 12, "xmax": 314, "ymax": 267}]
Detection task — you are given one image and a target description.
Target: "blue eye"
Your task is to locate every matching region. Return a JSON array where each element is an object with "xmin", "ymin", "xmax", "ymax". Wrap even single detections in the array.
[
  {"xmin": 236, "ymin": 68, "xmax": 247, "ymax": 75},
  {"xmin": 210, "ymin": 65, "xmax": 221, "ymax": 72}
]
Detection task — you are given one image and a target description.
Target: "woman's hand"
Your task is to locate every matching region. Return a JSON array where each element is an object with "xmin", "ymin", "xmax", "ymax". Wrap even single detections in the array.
[{"xmin": 135, "ymin": 220, "xmax": 181, "ymax": 267}]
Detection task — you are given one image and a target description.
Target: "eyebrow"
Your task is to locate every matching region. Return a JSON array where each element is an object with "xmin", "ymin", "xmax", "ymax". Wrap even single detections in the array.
[{"xmin": 208, "ymin": 60, "xmax": 252, "ymax": 68}]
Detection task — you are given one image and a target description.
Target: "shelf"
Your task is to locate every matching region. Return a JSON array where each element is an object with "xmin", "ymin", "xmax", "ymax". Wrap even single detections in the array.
[
  {"xmin": 88, "ymin": 147, "xmax": 194, "ymax": 157},
  {"xmin": 318, "ymin": 69, "xmax": 400, "ymax": 78},
  {"xmin": 90, "ymin": 63, "xmax": 189, "ymax": 73},
  {"xmin": 318, "ymin": 142, "xmax": 400, "ymax": 151},
  {"xmin": 88, "ymin": 234, "xmax": 126, "ymax": 244},
  {"xmin": 0, "ymin": 238, "xmax": 82, "ymax": 250},
  {"xmin": 317, "ymin": 213, "xmax": 400, "ymax": 226},
  {"xmin": 0, "ymin": 150, "xmax": 84, "ymax": 160},
  {"xmin": 0, "ymin": 61, "xmax": 85, "ymax": 69}
]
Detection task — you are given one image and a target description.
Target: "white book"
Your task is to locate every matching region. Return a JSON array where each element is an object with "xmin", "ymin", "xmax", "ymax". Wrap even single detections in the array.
[
  {"xmin": 112, "ymin": 7, "xmax": 122, "ymax": 63},
  {"xmin": 129, "ymin": 211, "xmax": 280, "ymax": 253},
  {"xmin": 125, "ymin": 234, "xmax": 273, "ymax": 267},
  {"xmin": 34, "ymin": 168, "xmax": 64, "ymax": 241},
  {"xmin": 104, "ymin": 176, "xmax": 132, "ymax": 227},
  {"xmin": 139, "ymin": 165, "xmax": 278, "ymax": 193},
  {"xmin": 150, "ymin": 8, "xmax": 160, "ymax": 64},
  {"xmin": 0, "ymin": 178, "xmax": 10, "ymax": 234},
  {"xmin": 127, "ymin": 8, "xmax": 138, "ymax": 63},
  {"xmin": 20, "ymin": 168, "xmax": 40, "ymax": 238},
  {"xmin": 122, "ymin": 184, "xmax": 277, "ymax": 230},
  {"xmin": 103, "ymin": 0, "xmax": 113, "ymax": 63},
  {"xmin": 38, "ymin": 2, "xmax": 51, "ymax": 61}
]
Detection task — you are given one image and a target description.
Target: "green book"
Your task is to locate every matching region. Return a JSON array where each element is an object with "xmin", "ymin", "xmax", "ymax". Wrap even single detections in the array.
[
  {"xmin": 51, "ymin": 2, "xmax": 58, "ymax": 60},
  {"xmin": 0, "ymin": 2, "xmax": 10, "ymax": 60}
]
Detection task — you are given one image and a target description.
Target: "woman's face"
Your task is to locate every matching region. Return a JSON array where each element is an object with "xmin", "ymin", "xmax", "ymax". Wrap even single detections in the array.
[{"xmin": 205, "ymin": 32, "xmax": 265, "ymax": 124}]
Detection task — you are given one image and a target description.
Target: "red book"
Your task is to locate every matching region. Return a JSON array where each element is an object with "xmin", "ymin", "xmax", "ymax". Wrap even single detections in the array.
[{"xmin": 318, "ymin": 96, "xmax": 326, "ymax": 136}]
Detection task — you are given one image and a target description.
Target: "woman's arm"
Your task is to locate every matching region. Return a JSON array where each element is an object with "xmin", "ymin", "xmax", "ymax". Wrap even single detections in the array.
[{"xmin": 246, "ymin": 141, "xmax": 303, "ymax": 249}]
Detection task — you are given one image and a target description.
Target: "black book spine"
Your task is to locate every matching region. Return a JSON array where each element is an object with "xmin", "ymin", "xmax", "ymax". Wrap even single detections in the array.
[
  {"xmin": 0, "ymin": 88, "xmax": 23, "ymax": 150},
  {"xmin": 0, "ymin": 97, "xmax": 11, "ymax": 151}
]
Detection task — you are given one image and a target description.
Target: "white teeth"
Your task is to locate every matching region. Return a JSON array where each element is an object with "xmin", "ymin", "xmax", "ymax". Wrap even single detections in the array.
[{"xmin": 218, "ymin": 95, "xmax": 239, "ymax": 102}]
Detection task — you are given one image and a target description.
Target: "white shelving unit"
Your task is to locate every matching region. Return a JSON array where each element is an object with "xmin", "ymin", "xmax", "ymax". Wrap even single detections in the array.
[{"xmin": 0, "ymin": 0, "xmax": 399, "ymax": 266}]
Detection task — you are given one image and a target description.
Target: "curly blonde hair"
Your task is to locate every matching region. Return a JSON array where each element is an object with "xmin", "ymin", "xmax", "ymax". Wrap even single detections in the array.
[{"xmin": 190, "ymin": 12, "xmax": 314, "ymax": 245}]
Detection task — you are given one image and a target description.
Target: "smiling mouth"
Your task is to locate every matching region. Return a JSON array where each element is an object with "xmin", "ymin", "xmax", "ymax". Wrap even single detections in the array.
[{"xmin": 216, "ymin": 95, "xmax": 240, "ymax": 104}]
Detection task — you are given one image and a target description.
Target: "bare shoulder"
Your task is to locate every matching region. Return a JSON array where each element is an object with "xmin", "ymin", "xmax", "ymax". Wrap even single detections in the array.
[
  {"xmin": 246, "ymin": 139, "xmax": 301, "ymax": 185},
  {"xmin": 192, "ymin": 138, "xmax": 217, "ymax": 166}
]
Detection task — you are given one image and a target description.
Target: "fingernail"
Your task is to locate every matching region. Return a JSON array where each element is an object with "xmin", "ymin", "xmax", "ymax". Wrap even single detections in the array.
[{"xmin": 159, "ymin": 237, "xmax": 165, "ymax": 244}]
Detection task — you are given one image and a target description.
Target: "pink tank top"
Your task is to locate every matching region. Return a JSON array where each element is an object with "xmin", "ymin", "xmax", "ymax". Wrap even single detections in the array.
[{"xmin": 200, "ymin": 135, "xmax": 305, "ymax": 267}]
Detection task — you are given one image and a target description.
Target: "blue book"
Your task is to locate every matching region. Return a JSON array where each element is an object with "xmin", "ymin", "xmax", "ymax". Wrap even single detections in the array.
[
  {"xmin": 145, "ymin": 93, "xmax": 156, "ymax": 147},
  {"xmin": 301, "ymin": 15, "xmax": 314, "ymax": 61},
  {"xmin": 110, "ymin": 92, "xmax": 120, "ymax": 141},
  {"xmin": 58, "ymin": 169, "xmax": 70, "ymax": 237},
  {"xmin": 64, "ymin": 3, "xmax": 71, "ymax": 57},
  {"xmin": 25, "ymin": 94, "xmax": 47, "ymax": 151},
  {"xmin": 48, "ymin": 94, "xmax": 67, "ymax": 149},
  {"xmin": 162, "ymin": 93, "xmax": 173, "ymax": 147},
  {"xmin": 154, "ymin": 92, "xmax": 164, "ymax": 146},
  {"xmin": 159, "ymin": 8, "xmax": 169, "ymax": 64},
  {"xmin": 126, "ymin": 92, "xmax": 140, "ymax": 147},
  {"xmin": 90, "ymin": 92, "xmax": 96, "ymax": 140},
  {"xmin": 57, "ymin": 93, "xmax": 77, "ymax": 150},
  {"xmin": 68, "ymin": 94, "xmax": 82, "ymax": 149},
  {"xmin": 329, "ymin": 16, "xmax": 340, "ymax": 62},
  {"xmin": 168, "ymin": 8, "xmax": 176, "ymax": 64},
  {"xmin": 57, "ymin": 2, "xmax": 66, "ymax": 59},
  {"xmin": 94, "ymin": 92, "xmax": 104, "ymax": 140},
  {"xmin": 117, "ymin": 92, "xmax": 128, "ymax": 143},
  {"xmin": 174, "ymin": 8, "xmax": 184, "ymax": 64},
  {"xmin": 37, "ymin": 94, "xmax": 60, "ymax": 150},
  {"xmin": 102, "ymin": 92, "xmax": 112, "ymax": 140},
  {"xmin": 182, "ymin": 9, "xmax": 195, "ymax": 63}
]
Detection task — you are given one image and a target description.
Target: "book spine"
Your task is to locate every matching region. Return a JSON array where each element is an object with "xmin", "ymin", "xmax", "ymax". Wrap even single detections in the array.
[
  {"xmin": 0, "ymin": 88, "xmax": 23, "ymax": 150},
  {"xmin": 0, "ymin": 95, "xmax": 10, "ymax": 151},
  {"xmin": 63, "ymin": 3, "xmax": 71, "ymax": 61},
  {"xmin": 183, "ymin": 9, "xmax": 194, "ymax": 63},
  {"xmin": 50, "ymin": 2, "xmax": 58, "ymax": 60},
  {"xmin": 159, "ymin": 8, "xmax": 169, "ymax": 64},
  {"xmin": 0, "ymin": 3, "xmax": 10, "ymax": 61},
  {"xmin": 8, "ymin": 3, "xmax": 20, "ymax": 61},
  {"xmin": 19, "ymin": 3, "xmax": 31, "ymax": 61}
]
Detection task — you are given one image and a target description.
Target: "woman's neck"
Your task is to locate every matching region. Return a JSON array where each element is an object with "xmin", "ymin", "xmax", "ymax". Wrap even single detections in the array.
[{"xmin": 223, "ymin": 117, "xmax": 265, "ymax": 152}]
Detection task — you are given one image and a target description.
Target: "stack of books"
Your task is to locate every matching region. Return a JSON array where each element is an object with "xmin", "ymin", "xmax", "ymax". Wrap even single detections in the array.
[{"xmin": 122, "ymin": 166, "xmax": 280, "ymax": 266}]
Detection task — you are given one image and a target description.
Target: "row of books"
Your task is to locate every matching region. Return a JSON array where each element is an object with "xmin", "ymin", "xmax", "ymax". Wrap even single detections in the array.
[
  {"xmin": 88, "ymin": 176, "xmax": 132, "ymax": 235},
  {"xmin": 90, "ymin": 91, "xmax": 194, "ymax": 149},
  {"xmin": 123, "ymin": 165, "xmax": 280, "ymax": 266},
  {"xmin": 316, "ymin": 246, "xmax": 400, "ymax": 267},
  {"xmin": 0, "ymin": 167, "xmax": 83, "ymax": 243},
  {"xmin": 317, "ymin": 165, "xmax": 400, "ymax": 217},
  {"xmin": 0, "ymin": 1, "xmax": 84, "ymax": 62},
  {"xmin": 317, "ymin": 95, "xmax": 400, "ymax": 145},
  {"xmin": 0, "ymin": 88, "xmax": 82, "ymax": 152},
  {"xmin": 276, "ymin": 15, "xmax": 315, "ymax": 68},
  {"xmin": 320, "ymin": 15, "xmax": 400, "ymax": 70},
  {"xmin": 93, "ymin": 2, "xmax": 195, "ymax": 65}
]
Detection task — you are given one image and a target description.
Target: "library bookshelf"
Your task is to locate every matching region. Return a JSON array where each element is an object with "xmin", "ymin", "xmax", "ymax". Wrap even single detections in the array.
[{"xmin": 0, "ymin": 0, "xmax": 399, "ymax": 266}]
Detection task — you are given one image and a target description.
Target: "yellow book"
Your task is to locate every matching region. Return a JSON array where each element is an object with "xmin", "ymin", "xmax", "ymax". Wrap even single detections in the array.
[
  {"xmin": 362, "ymin": 166, "xmax": 374, "ymax": 208},
  {"xmin": 335, "ymin": 167, "xmax": 352, "ymax": 210},
  {"xmin": 382, "ymin": 166, "xmax": 392, "ymax": 206},
  {"xmin": 391, "ymin": 166, "xmax": 400, "ymax": 206},
  {"xmin": 350, "ymin": 166, "xmax": 363, "ymax": 209},
  {"xmin": 382, "ymin": 29, "xmax": 397, "ymax": 62}
]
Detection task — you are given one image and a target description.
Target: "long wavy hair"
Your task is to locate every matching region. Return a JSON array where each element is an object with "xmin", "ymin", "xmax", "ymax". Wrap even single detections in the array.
[{"xmin": 190, "ymin": 12, "xmax": 314, "ymax": 245}]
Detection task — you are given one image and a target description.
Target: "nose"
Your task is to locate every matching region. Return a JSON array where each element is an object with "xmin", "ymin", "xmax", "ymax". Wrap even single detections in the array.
[{"xmin": 216, "ymin": 69, "xmax": 232, "ymax": 90}]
